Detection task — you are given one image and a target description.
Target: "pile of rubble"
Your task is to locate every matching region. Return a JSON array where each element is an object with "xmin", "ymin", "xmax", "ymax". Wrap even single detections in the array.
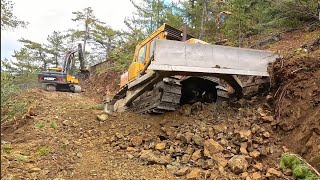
[{"xmin": 105, "ymin": 101, "xmax": 288, "ymax": 179}]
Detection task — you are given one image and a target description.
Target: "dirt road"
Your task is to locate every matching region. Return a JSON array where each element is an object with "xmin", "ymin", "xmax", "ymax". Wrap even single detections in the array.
[{"xmin": 1, "ymin": 89, "xmax": 176, "ymax": 179}]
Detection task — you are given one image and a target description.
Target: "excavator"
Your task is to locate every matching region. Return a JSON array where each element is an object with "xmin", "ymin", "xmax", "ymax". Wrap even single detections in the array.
[
  {"xmin": 105, "ymin": 24, "xmax": 278, "ymax": 114},
  {"xmin": 38, "ymin": 43, "xmax": 88, "ymax": 93}
]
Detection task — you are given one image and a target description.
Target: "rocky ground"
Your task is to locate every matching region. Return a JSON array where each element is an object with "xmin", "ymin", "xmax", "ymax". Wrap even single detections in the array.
[
  {"xmin": 1, "ymin": 27, "xmax": 319, "ymax": 180},
  {"xmin": 1, "ymin": 87, "xmax": 291, "ymax": 180}
]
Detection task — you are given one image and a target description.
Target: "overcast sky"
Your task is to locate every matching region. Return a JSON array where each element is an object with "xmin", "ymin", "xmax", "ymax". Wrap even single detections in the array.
[{"xmin": 1, "ymin": 0, "xmax": 140, "ymax": 59}]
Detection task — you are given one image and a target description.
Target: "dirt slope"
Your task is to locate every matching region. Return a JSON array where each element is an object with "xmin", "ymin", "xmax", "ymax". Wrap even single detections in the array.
[
  {"xmin": 1, "ymin": 89, "xmax": 175, "ymax": 179},
  {"xmin": 271, "ymin": 54, "xmax": 320, "ymax": 171}
]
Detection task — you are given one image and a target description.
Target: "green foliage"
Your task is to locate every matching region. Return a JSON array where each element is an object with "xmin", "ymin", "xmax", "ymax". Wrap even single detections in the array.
[
  {"xmin": 0, "ymin": 72, "xmax": 19, "ymax": 107},
  {"xmin": 293, "ymin": 165, "xmax": 318, "ymax": 179},
  {"xmin": 35, "ymin": 121, "xmax": 45, "ymax": 129},
  {"xmin": 46, "ymin": 31, "xmax": 66, "ymax": 67},
  {"xmin": 15, "ymin": 154, "xmax": 28, "ymax": 162},
  {"xmin": 1, "ymin": 144, "xmax": 13, "ymax": 154},
  {"xmin": 280, "ymin": 153, "xmax": 319, "ymax": 180},
  {"xmin": 50, "ymin": 121, "xmax": 58, "ymax": 129},
  {"xmin": 280, "ymin": 153, "xmax": 303, "ymax": 169},
  {"xmin": 1, "ymin": 0, "xmax": 28, "ymax": 30},
  {"xmin": 37, "ymin": 147, "xmax": 50, "ymax": 156}
]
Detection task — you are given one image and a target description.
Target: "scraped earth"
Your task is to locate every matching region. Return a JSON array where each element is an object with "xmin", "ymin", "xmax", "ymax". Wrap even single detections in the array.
[
  {"xmin": 1, "ymin": 28, "xmax": 319, "ymax": 179},
  {"xmin": 2, "ymin": 85, "xmax": 294, "ymax": 179}
]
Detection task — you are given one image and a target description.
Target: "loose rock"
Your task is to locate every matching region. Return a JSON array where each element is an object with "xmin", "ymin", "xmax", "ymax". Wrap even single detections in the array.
[
  {"xmin": 175, "ymin": 167, "xmax": 190, "ymax": 176},
  {"xmin": 139, "ymin": 150, "xmax": 169, "ymax": 165},
  {"xmin": 131, "ymin": 136, "xmax": 143, "ymax": 147},
  {"xmin": 155, "ymin": 142, "xmax": 166, "ymax": 150},
  {"xmin": 192, "ymin": 134, "xmax": 204, "ymax": 146},
  {"xmin": 252, "ymin": 172, "xmax": 262, "ymax": 180},
  {"xmin": 266, "ymin": 168, "xmax": 281, "ymax": 177},
  {"xmin": 191, "ymin": 149, "xmax": 202, "ymax": 161},
  {"xmin": 97, "ymin": 114, "xmax": 108, "ymax": 121},
  {"xmin": 228, "ymin": 155, "xmax": 248, "ymax": 174},
  {"xmin": 239, "ymin": 130, "xmax": 252, "ymax": 141},
  {"xmin": 186, "ymin": 168, "xmax": 202, "ymax": 180},
  {"xmin": 203, "ymin": 139, "xmax": 223, "ymax": 158}
]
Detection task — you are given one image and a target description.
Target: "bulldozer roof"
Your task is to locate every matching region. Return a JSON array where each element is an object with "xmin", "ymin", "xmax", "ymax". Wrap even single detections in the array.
[{"xmin": 137, "ymin": 24, "xmax": 194, "ymax": 47}]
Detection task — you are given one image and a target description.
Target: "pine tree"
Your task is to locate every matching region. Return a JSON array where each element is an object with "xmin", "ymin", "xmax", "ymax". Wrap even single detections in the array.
[{"xmin": 1, "ymin": 0, "xmax": 28, "ymax": 30}]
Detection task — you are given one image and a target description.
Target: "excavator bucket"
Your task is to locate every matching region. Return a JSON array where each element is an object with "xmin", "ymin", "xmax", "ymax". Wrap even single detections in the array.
[{"xmin": 149, "ymin": 40, "xmax": 278, "ymax": 77}]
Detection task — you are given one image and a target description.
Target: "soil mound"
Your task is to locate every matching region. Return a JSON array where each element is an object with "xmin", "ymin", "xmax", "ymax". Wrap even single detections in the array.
[
  {"xmin": 271, "ymin": 55, "xmax": 320, "ymax": 170},
  {"xmin": 81, "ymin": 66, "xmax": 122, "ymax": 103}
]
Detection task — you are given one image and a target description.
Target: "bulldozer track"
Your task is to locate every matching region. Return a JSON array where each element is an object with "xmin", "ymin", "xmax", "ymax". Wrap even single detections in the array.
[{"xmin": 129, "ymin": 78, "xmax": 181, "ymax": 114}]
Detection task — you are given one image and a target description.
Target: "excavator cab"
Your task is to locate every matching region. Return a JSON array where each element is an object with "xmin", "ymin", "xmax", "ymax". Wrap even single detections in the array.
[{"xmin": 38, "ymin": 43, "xmax": 85, "ymax": 93}]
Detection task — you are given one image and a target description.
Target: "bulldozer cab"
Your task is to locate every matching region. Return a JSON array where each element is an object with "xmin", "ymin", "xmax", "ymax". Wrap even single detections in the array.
[{"xmin": 122, "ymin": 24, "xmax": 194, "ymax": 87}]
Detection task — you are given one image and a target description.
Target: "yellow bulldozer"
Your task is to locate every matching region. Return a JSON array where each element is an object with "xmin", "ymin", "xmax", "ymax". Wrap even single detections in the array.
[{"xmin": 105, "ymin": 24, "xmax": 277, "ymax": 114}]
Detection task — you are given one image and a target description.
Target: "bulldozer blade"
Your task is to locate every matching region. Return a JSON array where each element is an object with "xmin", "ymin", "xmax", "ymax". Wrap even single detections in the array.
[{"xmin": 149, "ymin": 40, "xmax": 278, "ymax": 77}]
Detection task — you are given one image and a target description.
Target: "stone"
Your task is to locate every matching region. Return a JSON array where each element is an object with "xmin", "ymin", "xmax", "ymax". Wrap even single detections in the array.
[
  {"xmin": 203, "ymin": 139, "xmax": 223, "ymax": 158},
  {"xmin": 228, "ymin": 155, "xmax": 248, "ymax": 174},
  {"xmin": 126, "ymin": 147, "xmax": 136, "ymax": 151},
  {"xmin": 252, "ymin": 172, "xmax": 262, "ymax": 180},
  {"xmin": 29, "ymin": 167, "xmax": 41, "ymax": 173},
  {"xmin": 262, "ymin": 132, "xmax": 270, "ymax": 138},
  {"xmin": 212, "ymin": 124, "xmax": 227, "ymax": 133},
  {"xmin": 181, "ymin": 105, "xmax": 192, "ymax": 116},
  {"xmin": 211, "ymin": 154, "xmax": 228, "ymax": 168},
  {"xmin": 131, "ymin": 136, "xmax": 143, "ymax": 147},
  {"xmin": 166, "ymin": 165, "xmax": 179, "ymax": 174},
  {"xmin": 96, "ymin": 114, "xmax": 108, "ymax": 121},
  {"xmin": 186, "ymin": 168, "xmax": 202, "ymax": 180},
  {"xmin": 76, "ymin": 152, "xmax": 82, "ymax": 158},
  {"xmin": 239, "ymin": 130, "xmax": 252, "ymax": 141},
  {"xmin": 191, "ymin": 149, "xmax": 202, "ymax": 161},
  {"xmin": 202, "ymin": 159, "xmax": 214, "ymax": 169},
  {"xmin": 127, "ymin": 154, "xmax": 134, "ymax": 159},
  {"xmin": 241, "ymin": 172, "xmax": 249, "ymax": 178},
  {"xmin": 139, "ymin": 150, "xmax": 169, "ymax": 165},
  {"xmin": 155, "ymin": 142, "xmax": 166, "ymax": 150},
  {"xmin": 208, "ymin": 128, "xmax": 214, "ymax": 139},
  {"xmin": 254, "ymin": 162, "xmax": 263, "ymax": 171},
  {"xmin": 181, "ymin": 154, "xmax": 191, "ymax": 164},
  {"xmin": 266, "ymin": 168, "xmax": 282, "ymax": 177},
  {"xmin": 185, "ymin": 146, "xmax": 194, "ymax": 155},
  {"xmin": 180, "ymin": 132, "xmax": 193, "ymax": 144},
  {"xmin": 249, "ymin": 151, "xmax": 260, "ymax": 158},
  {"xmin": 240, "ymin": 147, "xmax": 248, "ymax": 154},
  {"xmin": 175, "ymin": 167, "xmax": 190, "ymax": 176},
  {"xmin": 261, "ymin": 116, "xmax": 273, "ymax": 123},
  {"xmin": 192, "ymin": 134, "xmax": 204, "ymax": 146}
]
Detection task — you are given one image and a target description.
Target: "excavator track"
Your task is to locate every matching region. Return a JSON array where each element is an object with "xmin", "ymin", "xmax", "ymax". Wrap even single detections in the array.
[{"xmin": 129, "ymin": 78, "xmax": 181, "ymax": 114}]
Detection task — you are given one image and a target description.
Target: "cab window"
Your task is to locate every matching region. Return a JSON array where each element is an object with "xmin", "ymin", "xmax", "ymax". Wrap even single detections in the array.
[
  {"xmin": 150, "ymin": 40, "xmax": 156, "ymax": 59},
  {"xmin": 137, "ymin": 45, "xmax": 147, "ymax": 63}
]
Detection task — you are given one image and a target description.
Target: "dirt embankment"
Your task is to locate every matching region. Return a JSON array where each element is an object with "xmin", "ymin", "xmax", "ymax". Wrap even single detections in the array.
[
  {"xmin": 80, "ymin": 61, "xmax": 122, "ymax": 103},
  {"xmin": 270, "ymin": 54, "xmax": 320, "ymax": 171}
]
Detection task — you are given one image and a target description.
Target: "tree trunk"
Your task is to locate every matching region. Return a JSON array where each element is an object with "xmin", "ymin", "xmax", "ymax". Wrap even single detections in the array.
[
  {"xmin": 83, "ymin": 22, "xmax": 89, "ymax": 67},
  {"xmin": 55, "ymin": 55, "xmax": 58, "ymax": 67},
  {"xmin": 199, "ymin": 0, "xmax": 207, "ymax": 39}
]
